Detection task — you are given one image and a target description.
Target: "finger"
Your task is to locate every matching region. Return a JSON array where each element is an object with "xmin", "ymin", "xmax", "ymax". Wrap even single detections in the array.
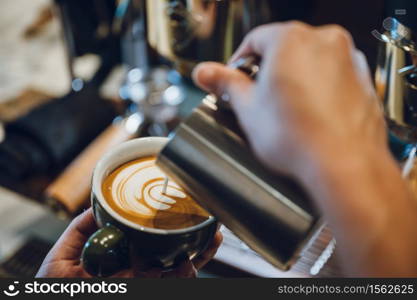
[
  {"xmin": 229, "ymin": 21, "xmax": 312, "ymax": 63},
  {"xmin": 45, "ymin": 208, "xmax": 97, "ymax": 261},
  {"xmin": 114, "ymin": 267, "xmax": 163, "ymax": 278},
  {"xmin": 63, "ymin": 208, "xmax": 97, "ymax": 251},
  {"xmin": 315, "ymin": 24, "xmax": 355, "ymax": 47},
  {"xmin": 139, "ymin": 268, "xmax": 163, "ymax": 278},
  {"xmin": 192, "ymin": 61, "xmax": 259, "ymax": 148},
  {"xmin": 353, "ymin": 50, "xmax": 373, "ymax": 85},
  {"xmin": 192, "ymin": 62, "xmax": 254, "ymax": 102},
  {"xmin": 315, "ymin": 24, "xmax": 357, "ymax": 68},
  {"xmin": 353, "ymin": 50, "xmax": 381, "ymax": 111},
  {"xmin": 192, "ymin": 231, "xmax": 223, "ymax": 270},
  {"xmin": 162, "ymin": 259, "xmax": 197, "ymax": 278},
  {"xmin": 112, "ymin": 269, "xmax": 134, "ymax": 278}
]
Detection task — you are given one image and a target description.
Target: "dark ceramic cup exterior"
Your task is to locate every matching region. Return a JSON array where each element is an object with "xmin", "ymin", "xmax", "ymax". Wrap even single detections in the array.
[{"xmin": 82, "ymin": 137, "xmax": 217, "ymax": 277}]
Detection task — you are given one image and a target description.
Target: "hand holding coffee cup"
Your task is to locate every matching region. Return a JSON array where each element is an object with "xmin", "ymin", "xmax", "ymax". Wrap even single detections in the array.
[{"xmin": 82, "ymin": 137, "xmax": 218, "ymax": 277}]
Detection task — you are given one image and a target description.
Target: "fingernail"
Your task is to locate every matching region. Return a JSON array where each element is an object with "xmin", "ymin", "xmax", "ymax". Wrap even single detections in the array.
[
  {"xmin": 197, "ymin": 63, "xmax": 215, "ymax": 75},
  {"xmin": 228, "ymin": 54, "xmax": 240, "ymax": 64},
  {"xmin": 192, "ymin": 64, "xmax": 218, "ymax": 89}
]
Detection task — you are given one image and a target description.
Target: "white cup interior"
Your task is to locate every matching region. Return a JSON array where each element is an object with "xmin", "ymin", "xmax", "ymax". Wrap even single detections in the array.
[{"xmin": 92, "ymin": 137, "xmax": 214, "ymax": 235}]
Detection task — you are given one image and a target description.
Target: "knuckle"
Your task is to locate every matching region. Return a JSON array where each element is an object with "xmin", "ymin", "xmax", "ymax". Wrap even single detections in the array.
[
  {"xmin": 249, "ymin": 21, "xmax": 310, "ymax": 38},
  {"xmin": 270, "ymin": 22, "xmax": 310, "ymax": 51},
  {"xmin": 285, "ymin": 20, "xmax": 309, "ymax": 32},
  {"xmin": 282, "ymin": 21, "xmax": 311, "ymax": 38},
  {"xmin": 324, "ymin": 25, "xmax": 353, "ymax": 48},
  {"xmin": 247, "ymin": 23, "xmax": 276, "ymax": 40},
  {"xmin": 72, "ymin": 213, "xmax": 83, "ymax": 224},
  {"xmin": 71, "ymin": 210, "xmax": 89, "ymax": 227},
  {"xmin": 281, "ymin": 21, "xmax": 312, "ymax": 48}
]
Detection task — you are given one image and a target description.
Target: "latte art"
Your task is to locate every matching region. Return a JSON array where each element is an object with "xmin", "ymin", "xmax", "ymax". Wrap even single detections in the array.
[
  {"xmin": 111, "ymin": 160, "xmax": 186, "ymax": 215},
  {"xmin": 102, "ymin": 156, "xmax": 210, "ymax": 229}
]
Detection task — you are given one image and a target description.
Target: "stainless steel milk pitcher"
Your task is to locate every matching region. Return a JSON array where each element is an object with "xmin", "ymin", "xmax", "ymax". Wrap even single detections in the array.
[{"xmin": 156, "ymin": 57, "xmax": 322, "ymax": 270}]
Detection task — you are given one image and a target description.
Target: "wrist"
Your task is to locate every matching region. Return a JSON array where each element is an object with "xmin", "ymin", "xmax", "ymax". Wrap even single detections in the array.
[
  {"xmin": 296, "ymin": 140, "xmax": 411, "ymax": 241},
  {"xmin": 295, "ymin": 140, "xmax": 400, "ymax": 225},
  {"xmin": 297, "ymin": 141, "xmax": 393, "ymax": 191},
  {"xmin": 297, "ymin": 143, "xmax": 417, "ymax": 276}
]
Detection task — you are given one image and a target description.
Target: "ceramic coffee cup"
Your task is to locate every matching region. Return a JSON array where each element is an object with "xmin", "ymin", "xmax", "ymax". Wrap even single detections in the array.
[{"xmin": 81, "ymin": 137, "xmax": 217, "ymax": 277}]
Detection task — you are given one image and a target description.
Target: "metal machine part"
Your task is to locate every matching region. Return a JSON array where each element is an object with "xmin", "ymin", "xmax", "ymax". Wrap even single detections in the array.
[
  {"xmin": 121, "ymin": 67, "xmax": 186, "ymax": 136},
  {"xmin": 146, "ymin": 0, "xmax": 312, "ymax": 76},
  {"xmin": 375, "ymin": 18, "xmax": 417, "ymax": 144}
]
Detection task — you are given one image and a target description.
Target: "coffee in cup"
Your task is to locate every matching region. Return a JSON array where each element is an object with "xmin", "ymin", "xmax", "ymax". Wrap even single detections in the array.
[{"xmin": 101, "ymin": 156, "xmax": 210, "ymax": 230}]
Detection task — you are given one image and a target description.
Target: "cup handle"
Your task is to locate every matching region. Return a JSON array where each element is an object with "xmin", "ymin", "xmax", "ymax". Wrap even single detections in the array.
[{"xmin": 81, "ymin": 224, "xmax": 130, "ymax": 277}]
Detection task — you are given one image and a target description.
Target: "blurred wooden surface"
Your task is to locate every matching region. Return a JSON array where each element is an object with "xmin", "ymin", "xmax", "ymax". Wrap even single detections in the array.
[
  {"xmin": 45, "ymin": 122, "xmax": 135, "ymax": 214},
  {"xmin": 0, "ymin": 89, "xmax": 53, "ymax": 122}
]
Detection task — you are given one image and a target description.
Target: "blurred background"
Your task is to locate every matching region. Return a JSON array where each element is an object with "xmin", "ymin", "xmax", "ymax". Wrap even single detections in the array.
[{"xmin": 1, "ymin": 0, "xmax": 413, "ymax": 278}]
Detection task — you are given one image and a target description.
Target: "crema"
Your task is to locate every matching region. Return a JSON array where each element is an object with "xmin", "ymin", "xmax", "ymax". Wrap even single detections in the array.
[{"xmin": 102, "ymin": 156, "xmax": 210, "ymax": 230}]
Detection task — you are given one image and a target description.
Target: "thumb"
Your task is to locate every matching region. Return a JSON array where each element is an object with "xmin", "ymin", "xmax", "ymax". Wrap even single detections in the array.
[
  {"xmin": 40, "ymin": 208, "xmax": 97, "ymax": 264},
  {"xmin": 192, "ymin": 62, "xmax": 254, "ymax": 104}
]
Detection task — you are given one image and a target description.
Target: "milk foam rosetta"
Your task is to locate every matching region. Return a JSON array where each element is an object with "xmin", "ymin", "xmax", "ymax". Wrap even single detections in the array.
[{"xmin": 102, "ymin": 156, "xmax": 210, "ymax": 230}]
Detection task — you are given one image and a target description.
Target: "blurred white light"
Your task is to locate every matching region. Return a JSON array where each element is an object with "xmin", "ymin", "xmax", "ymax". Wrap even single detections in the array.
[
  {"xmin": 71, "ymin": 78, "xmax": 84, "ymax": 92},
  {"xmin": 125, "ymin": 113, "xmax": 144, "ymax": 134},
  {"xmin": 128, "ymin": 68, "xmax": 144, "ymax": 83},
  {"xmin": 163, "ymin": 86, "xmax": 184, "ymax": 106},
  {"xmin": 129, "ymin": 83, "xmax": 147, "ymax": 102}
]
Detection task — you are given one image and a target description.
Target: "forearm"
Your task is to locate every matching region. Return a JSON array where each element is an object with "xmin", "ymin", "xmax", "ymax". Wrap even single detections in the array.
[{"xmin": 300, "ymin": 147, "xmax": 417, "ymax": 276}]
